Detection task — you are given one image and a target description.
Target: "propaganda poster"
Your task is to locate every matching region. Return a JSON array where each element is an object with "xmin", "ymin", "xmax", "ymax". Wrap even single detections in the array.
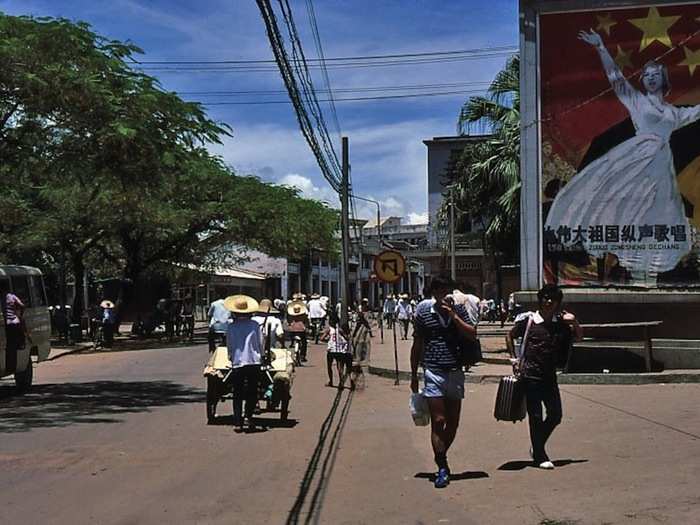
[{"xmin": 540, "ymin": 4, "xmax": 700, "ymax": 287}]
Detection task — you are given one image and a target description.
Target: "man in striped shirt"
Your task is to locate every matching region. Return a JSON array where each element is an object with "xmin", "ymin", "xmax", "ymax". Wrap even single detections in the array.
[{"xmin": 410, "ymin": 275, "xmax": 477, "ymax": 488}]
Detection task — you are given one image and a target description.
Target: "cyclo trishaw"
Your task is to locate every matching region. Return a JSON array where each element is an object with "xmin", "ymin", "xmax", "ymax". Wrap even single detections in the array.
[{"xmin": 203, "ymin": 305, "xmax": 296, "ymax": 425}]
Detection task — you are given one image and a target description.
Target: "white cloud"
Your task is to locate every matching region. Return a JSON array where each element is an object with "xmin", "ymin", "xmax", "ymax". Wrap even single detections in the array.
[
  {"xmin": 407, "ymin": 212, "xmax": 429, "ymax": 225},
  {"xmin": 278, "ymin": 174, "xmax": 338, "ymax": 206}
]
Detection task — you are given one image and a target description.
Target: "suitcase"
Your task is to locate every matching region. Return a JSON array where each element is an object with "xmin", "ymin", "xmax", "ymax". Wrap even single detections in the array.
[{"xmin": 494, "ymin": 375, "xmax": 526, "ymax": 422}]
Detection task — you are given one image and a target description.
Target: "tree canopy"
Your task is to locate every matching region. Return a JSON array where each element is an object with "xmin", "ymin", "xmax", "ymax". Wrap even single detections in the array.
[{"xmin": 0, "ymin": 14, "xmax": 338, "ymax": 315}]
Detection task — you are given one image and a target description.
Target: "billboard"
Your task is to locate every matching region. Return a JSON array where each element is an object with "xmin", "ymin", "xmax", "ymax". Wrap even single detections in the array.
[{"xmin": 540, "ymin": 3, "xmax": 700, "ymax": 287}]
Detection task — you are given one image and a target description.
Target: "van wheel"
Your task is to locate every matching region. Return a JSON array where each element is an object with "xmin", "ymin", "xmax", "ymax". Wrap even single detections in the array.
[{"xmin": 15, "ymin": 360, "xmax": 33, "ymax": 394}]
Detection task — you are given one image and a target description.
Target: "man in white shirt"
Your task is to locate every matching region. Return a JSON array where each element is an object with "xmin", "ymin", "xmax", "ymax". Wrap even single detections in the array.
[
  {"xmin": 252, "ymin": 299, "xmax": 285, "ymax": 349},
  {"xmin": 307, "ymin": 293, "xmax": 327, "ymax": 344},
  {"xmin": 395, "ymin": 294, "xmax": 414, "ymax": 340},
  {"xmin": 207, "ymin": 296, "xmax": 230, "ymax": 353},
  {"xmin": 383, "ymin": 294, "xmax": 397, "ymax": 329},
  {"xmin": 225, "ymin": 294, "xmax": 264, "ymax": 430}
]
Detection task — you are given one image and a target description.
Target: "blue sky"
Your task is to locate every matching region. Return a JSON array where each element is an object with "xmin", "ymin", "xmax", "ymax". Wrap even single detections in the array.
[{"xmin": 1, "ymin": 0, "xmax": 518, "ymax": 223}]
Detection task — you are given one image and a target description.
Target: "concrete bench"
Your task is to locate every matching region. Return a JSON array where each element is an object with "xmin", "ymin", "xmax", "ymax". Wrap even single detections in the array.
[{"xmin": 567, "ymin": 321, "xmax": 663, "ymax": 373}]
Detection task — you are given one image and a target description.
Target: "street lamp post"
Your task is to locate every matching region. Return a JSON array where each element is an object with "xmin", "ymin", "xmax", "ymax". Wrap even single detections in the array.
[
  {"xmin": 351, "ymin": 194, "xmax": 382, "ymax": 245},
  {"xmin": 352, "ymin": 193, "xmax": 382, "ymax": 304}
]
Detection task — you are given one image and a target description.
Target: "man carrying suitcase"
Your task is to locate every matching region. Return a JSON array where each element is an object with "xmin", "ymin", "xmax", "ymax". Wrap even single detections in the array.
[
  {"xmin": 410, "ymin": 275, "xmax": 477, "ymax": 488},
  {"xmin": 506, "ymin": 284, "xmax": 583, "ymax": 470}
]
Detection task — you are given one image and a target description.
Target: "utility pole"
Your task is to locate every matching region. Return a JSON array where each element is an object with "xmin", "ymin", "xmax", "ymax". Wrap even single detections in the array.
[
  {"xmin": 450, "ymin": 189, "xmax": 456, "ymax": 281},
  {"xmin": 340, "ymin": 137, "xmax": 351, "ymax": 327}
]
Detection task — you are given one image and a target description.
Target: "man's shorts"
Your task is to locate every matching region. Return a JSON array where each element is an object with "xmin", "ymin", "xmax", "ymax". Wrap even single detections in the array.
[{"xmin": 423, "ymin": 368, "xmax": 465, "ymax": 399}]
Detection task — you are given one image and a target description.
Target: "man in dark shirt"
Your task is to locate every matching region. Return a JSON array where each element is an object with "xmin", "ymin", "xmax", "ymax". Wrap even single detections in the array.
[
  {"xmin": 410, "ymin": 275, "xmax": 477, "ymax": 488},
  {"xmin": 506, "ymin": 284, "xmax": 583, "ymax": 469}
]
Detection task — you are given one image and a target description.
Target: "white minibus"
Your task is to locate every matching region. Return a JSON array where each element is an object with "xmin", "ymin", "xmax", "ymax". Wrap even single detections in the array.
[{"xmin": 0, "ymin": 265, "xmax": 51, "ymax": 391}]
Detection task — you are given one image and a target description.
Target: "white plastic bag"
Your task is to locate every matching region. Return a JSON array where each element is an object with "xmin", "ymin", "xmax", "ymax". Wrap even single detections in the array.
[{"xmin": 409, "ymin": 391, "xmax": 430, "ymax": 426}]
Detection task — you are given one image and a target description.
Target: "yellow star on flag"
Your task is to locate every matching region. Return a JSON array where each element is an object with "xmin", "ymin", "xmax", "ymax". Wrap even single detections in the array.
[
  {"xmin": 614, "ymin": 46, "xmax": 634, "ymax": 71},
  {"xmin": 596, "ymin": 13, "xmax": 617, "ymax": 36},
  {"xmin": 680, "ymin": 46, "xmax": 700, "ymax": 76},
  {"xmin": 629, "ymin": 7, "xmax": 681, "ymax": 51}
]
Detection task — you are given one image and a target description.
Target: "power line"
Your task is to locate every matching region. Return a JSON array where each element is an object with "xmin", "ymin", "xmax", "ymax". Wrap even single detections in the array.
[
  {"xmin": 179, "ymin": 81, "xmax": 491, "ymax": 96},
  {"xmin": 304, "ymin": 0, "xmax": 341, "ymax": 142},
  {"xmin": 138, "ymin": 54, "xmax": 514, "ymax": 73},
  {"xmin": 191, "ymin": 88, "xmax": 488, "ymax": 105},
  {"xmin": 255, "ymin": 0, "xmax": 341, "ymax": 191},
  {"xmin": 134, "ymin": 45, "xmax": 517, "ymax": 65}
]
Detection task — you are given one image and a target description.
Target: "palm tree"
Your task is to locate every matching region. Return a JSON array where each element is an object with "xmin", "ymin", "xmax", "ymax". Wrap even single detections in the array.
[{"xmin": 444, "ymin": 54, "xmax": 520, "ymax": 301}]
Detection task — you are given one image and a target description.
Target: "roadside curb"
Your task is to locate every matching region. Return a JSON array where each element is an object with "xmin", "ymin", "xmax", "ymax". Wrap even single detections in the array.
[
  {"xmin": 368, "ymin": 365, "xmax": 700, "ymax": 385},
  {"xmin": 46, "ymin": 343, "xmax": 94, "ymax": 361}
]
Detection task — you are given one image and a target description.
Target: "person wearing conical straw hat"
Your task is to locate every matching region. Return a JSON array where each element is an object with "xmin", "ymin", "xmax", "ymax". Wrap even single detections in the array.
[
  {"xmin": 286, "ymin": 300, "xmax": 309, "ymax": 364},
  {"xmin": 100, "ymin": 300, "xmax": 117, "ymax": 348},
  {"xmin": 252, "ymin": 299, "xmax": 284, "ymax": 349},
  {"xmin": 224, "ymin": 294, "xmax": 263, "ymax": 430}
]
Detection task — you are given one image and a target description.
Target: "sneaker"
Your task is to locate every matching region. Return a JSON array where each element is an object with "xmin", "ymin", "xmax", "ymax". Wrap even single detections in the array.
[
  {"xmin": 538, "ymin": 461, "xmax": 555, "ymax": 470},
  {"xmin": 434, "ymin": 468, "xmax": 450, "ymax": 488}
]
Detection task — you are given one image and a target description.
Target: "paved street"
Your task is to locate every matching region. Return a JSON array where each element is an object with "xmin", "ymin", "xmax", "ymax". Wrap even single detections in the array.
[{"xmin": 1, "ymin": 341, "xmax": 699, "ymax": 525}]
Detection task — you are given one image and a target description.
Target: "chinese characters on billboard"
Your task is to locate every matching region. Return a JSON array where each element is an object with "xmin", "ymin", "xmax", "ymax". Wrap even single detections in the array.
[{"xmin": 540, "ymin": 4, "xmax": 700, "ymax": 287}]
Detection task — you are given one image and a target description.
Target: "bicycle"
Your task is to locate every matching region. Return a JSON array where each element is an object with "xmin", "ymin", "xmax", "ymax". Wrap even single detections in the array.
[{"xmin": 179, "ymin": 314, "xmax": 195, "ymax": 341}]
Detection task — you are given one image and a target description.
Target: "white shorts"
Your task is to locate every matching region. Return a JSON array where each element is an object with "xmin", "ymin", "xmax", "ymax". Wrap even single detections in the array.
[{"xmin": 423, "ymin": 368, "xmax": 465, "ymax": 400}]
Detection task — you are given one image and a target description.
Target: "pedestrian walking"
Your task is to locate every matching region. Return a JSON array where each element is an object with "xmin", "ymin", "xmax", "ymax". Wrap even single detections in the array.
[
  {"xmin": 410, "ymin": 275, "xmax": 477, "ymax": 488},
  {"xmin": 383, "ymin": 294, "xmax": 397, "ymax": 329},
  {"xmin": 207, "ymin": 296, "xmax": 230, "ymax": 353},
  {"xmin": 1, "ymin": 280, "xmax": 26, "ymax": 371},
  {"xmin": 307, "ymin": 293, "xmax": 327, "ymax": 344},
  {"xmin": 322, "ymin": 314, "xmax": 351, "ymax": 388},
  {"xmin": 100, "ymin": 300, "xmax": 117, "ymax": 348},
  {"xmin": 224, "ymin": 294, "xmax": 264, "ymax": 430},
  {"xmin": 505, "ymin": 284, "xmax": 583, "ymax": 470},
  {"xmin": 395, "ymin": 294, "xmax": 413, "ymax": 340},
  {"xmin": 286, "ymin": 300, "xmax": 309, "ymax": 364},
  {"xmin": 353, "ymin": 298, "xmax": 373, "ymax": 339}
]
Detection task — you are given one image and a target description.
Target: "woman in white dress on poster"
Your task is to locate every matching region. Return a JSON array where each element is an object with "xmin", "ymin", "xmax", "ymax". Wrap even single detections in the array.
[{"xmin": 545, "ymin": 29, "xmax": 700, "ymax": 281}]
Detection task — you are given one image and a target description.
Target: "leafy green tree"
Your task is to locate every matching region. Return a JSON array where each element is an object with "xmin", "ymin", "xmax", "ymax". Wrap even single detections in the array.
[{"xmin": 0, "ymin": 14, "xmax": 338, "ymax": 319}]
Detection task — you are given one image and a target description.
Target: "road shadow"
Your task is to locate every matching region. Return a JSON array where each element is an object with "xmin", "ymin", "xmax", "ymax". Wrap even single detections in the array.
[
  {"xmin": 498, "ymin": 459, "xmax": 589, "ymax": 471},
  {"xmin": 414, "ymin": 471, "xmax": 489, "ymax": 482},
  {"xmin": 0, "ymin": 380, "xmax": 204, "ymax": 433},
  {"xmin": 286, "ymin": 388, "xmax": 354, "ymax": 525},
  {"xmin": 210, "ymin": 414, "xmax": 299, "ymax": 429}
]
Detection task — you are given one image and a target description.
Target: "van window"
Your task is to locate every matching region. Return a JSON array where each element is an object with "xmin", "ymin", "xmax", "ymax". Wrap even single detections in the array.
[
  {"xmin": 10, "ymin": 275, "xmax": 32, "ymax": 308},
  {"xmin": 29, "ymin": 275, "xmax": 47, "ymax": 306}
]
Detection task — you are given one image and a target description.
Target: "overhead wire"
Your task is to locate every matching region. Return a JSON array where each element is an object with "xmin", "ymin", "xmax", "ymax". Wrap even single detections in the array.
[
  {"xmin": 190, "ymin": 88, "xmax": 490, "ymax": 105},
  {"xmin": 137, "ymin": 52, "xmax": 515, "ymax": 73},
  {"xmin": 276, "ymin": 0, "xmax": 342, "ymax": 188},
  {"xmin": 178, "ymin": 80, "xmax": 491, "ymax": 96},
  {"xmin": 255, "ymin": 0, "xmax": 341, "ymax": 191},
  {"xmin": 304, "ymin": 0, "xmax": 341, "ymax": 142},
  {"xmin": 134, "ymin": 45, "xmax": 518, "ymax": 65}
]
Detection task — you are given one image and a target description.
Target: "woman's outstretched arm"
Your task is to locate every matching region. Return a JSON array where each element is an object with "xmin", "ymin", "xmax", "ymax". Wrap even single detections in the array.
[{"xmin": 579, "ymin": 29, "xmax": 636, "ymax": 104}]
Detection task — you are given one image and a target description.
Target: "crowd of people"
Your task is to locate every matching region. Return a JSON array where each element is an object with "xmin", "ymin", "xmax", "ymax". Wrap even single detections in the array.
[{"xmin": 206, "ymin": 292, "xmax": 368, "ymax": 429}]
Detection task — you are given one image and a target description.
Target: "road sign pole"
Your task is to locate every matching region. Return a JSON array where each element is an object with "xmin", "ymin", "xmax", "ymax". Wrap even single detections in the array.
[
  {"xmin": 379, "ymin": 308, "xmax": 384, "ymax": 344},
  {"xmin": 392, "ymin": 315, "xmax": 399, "ymax": 385}
]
